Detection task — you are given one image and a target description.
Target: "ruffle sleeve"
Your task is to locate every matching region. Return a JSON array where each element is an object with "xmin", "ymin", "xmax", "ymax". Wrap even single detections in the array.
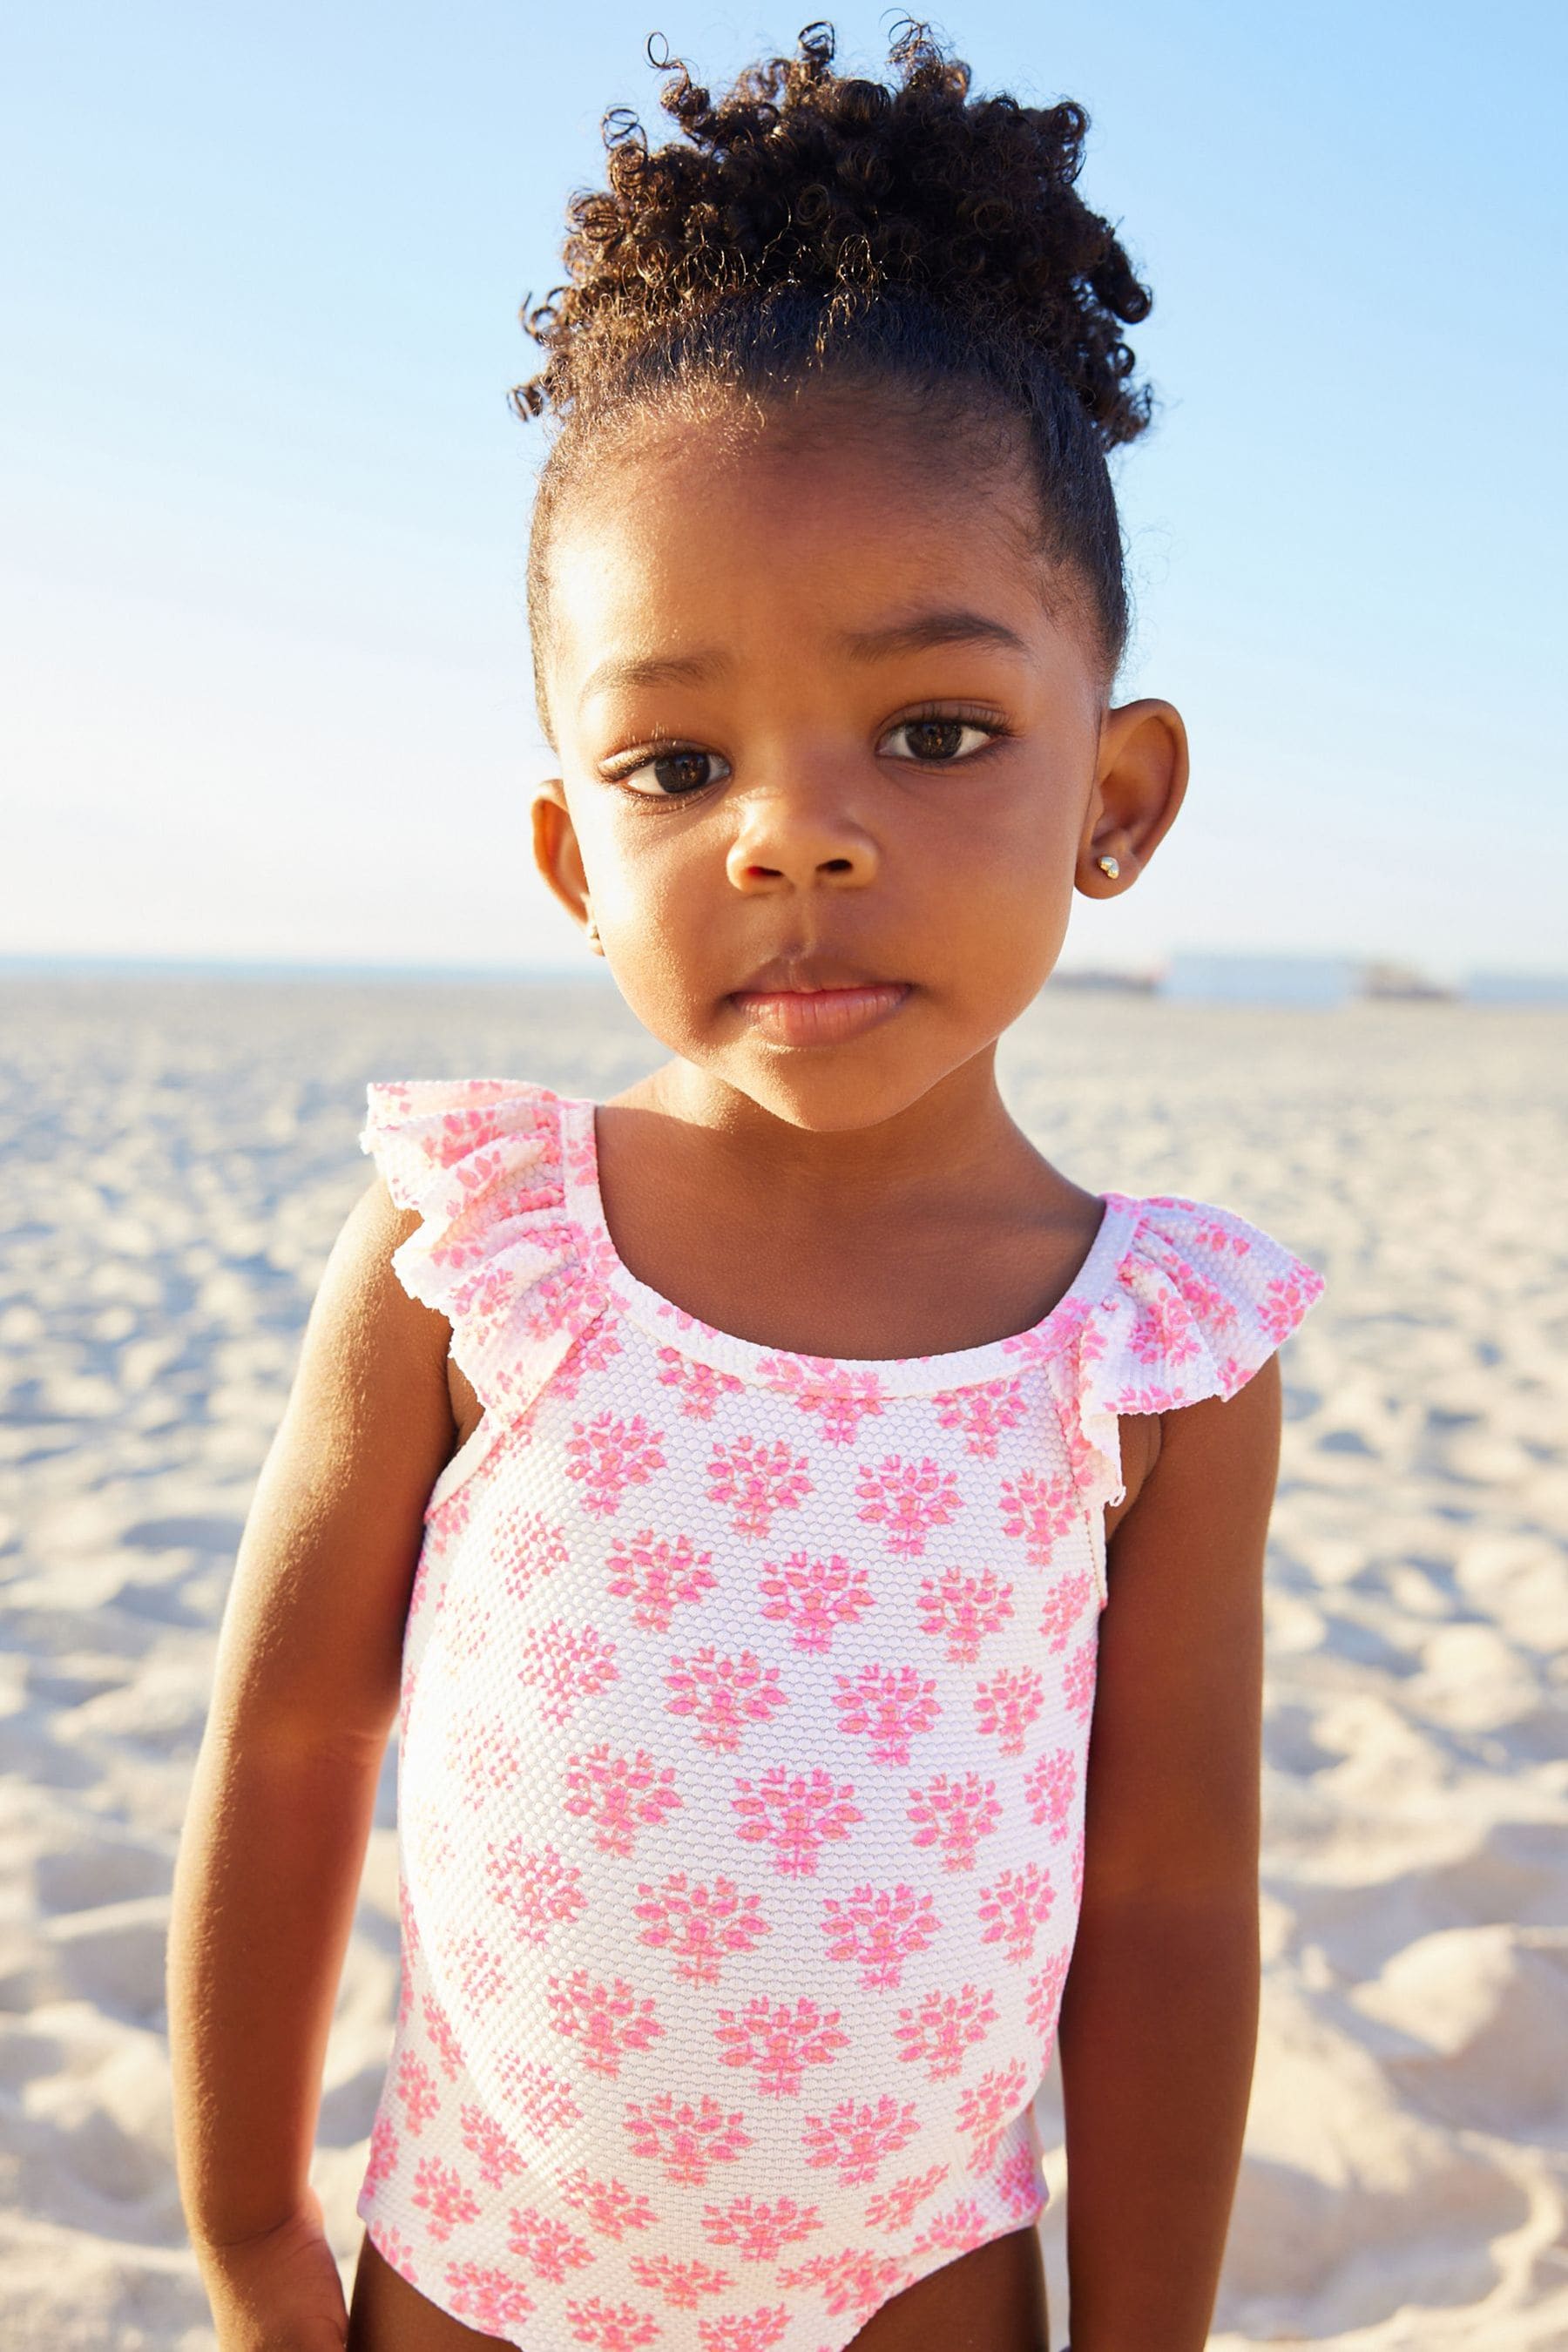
[
  {"xmin": 1045, "ymin": 1191, "xmax": 1326, "ymax": 1519},
  {"xmin": 359, "ymin": 1078, "xmax": 617, "ymax": 1421}
]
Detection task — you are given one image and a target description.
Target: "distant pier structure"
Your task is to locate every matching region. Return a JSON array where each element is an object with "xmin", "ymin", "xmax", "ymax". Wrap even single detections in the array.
[{"xmin": 1056, "ymin": 953, "xmax": 1565, "ymax": 1007}]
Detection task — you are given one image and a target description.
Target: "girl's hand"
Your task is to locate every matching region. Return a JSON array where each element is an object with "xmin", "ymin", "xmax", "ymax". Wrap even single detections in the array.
[{"xmin": 195, "ymin": 2185, "xmax": 349, "ymax": 2351}]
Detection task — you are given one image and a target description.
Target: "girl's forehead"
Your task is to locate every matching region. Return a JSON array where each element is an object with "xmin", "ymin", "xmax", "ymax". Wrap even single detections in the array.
[{"xmin": 546, "ymin": 414, "xmax": 1046, "ymax": 668}]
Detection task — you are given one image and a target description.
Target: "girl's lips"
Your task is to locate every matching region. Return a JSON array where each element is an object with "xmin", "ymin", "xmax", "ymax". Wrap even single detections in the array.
[{"xmin": 727, "ymin": 982, "xmax": 912, "ymax": 1045}]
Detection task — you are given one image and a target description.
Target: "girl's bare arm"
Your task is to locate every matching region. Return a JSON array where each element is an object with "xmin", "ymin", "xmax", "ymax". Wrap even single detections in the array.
[
  {"xmin": 167, "ymin": 1177, "xmax": 455, "ymax": 2306},
  {"xmin": 1055, "ymin": 1353, "xmax": 1282, "ymax": 2352}
]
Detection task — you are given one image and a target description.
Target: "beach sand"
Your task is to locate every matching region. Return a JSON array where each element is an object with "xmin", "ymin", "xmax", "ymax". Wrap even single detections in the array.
[{"xmin": 2, "ymin": 974, "xmax": 1564, "ymax": 2349}]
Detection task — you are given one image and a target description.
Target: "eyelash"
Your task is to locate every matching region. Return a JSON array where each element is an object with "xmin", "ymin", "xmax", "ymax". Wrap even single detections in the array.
[{"xmin": 600, "ymin": 704, "xmax": 1013, "ymax": 801}]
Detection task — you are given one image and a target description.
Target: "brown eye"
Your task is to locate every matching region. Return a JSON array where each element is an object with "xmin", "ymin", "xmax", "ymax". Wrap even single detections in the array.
[
  {"xmin": 614, "ymin": 748, "xmax": 732, "ymax": 798},
  {"xmin": 882, "ymin": 718, "xmax": 999, "ymax": 764}
]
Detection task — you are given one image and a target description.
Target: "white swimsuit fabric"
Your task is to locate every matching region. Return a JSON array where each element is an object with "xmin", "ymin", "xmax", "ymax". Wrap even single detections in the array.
[{"xmin": 352, "ymin": 1077, "xmax": 1323, "ymax": 2351}]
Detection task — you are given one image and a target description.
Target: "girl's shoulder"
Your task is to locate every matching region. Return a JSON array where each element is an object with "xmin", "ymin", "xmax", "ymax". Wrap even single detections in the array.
[
  {"xmin": 1030, "ymin": 1186, "xmax": 1325, "ymax": 1512},
  {"xmin": 358, "ymin": 1075, "xmax": 610, "ymax": 1423},
  {"xmin": 1087, "ymin": 1187, "xmax": 1326, "ymax": 1395}
]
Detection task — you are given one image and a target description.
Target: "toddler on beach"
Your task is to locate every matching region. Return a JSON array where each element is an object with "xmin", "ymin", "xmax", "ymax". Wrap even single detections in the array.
[{"xmin": 168, "ymin": 21, "xmax": 1324, "ymax": 2351}]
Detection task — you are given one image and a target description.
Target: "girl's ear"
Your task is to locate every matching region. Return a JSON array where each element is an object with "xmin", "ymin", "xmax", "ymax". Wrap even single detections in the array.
[
  {"xmin": 1076, "ymin": 696, "xmax": 1190, "ymax": 896},
  {"xmin": 531, "ymin": 781, "xmax": 604, "ymax": 950}
]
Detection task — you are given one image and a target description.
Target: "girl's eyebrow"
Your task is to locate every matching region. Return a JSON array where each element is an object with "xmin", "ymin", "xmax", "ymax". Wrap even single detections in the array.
[
  {"xmin": 578, "ymin": 608, "xmax": 1030, "ymax": 711},
  {"xmin": 840, "ymin": 608, "xmax": 1031, "ymax": 664}
]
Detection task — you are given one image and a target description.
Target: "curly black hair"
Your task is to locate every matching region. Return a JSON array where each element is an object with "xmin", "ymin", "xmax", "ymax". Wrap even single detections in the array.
[{"xmin": 515, "ymin": 18, "xmax": 1157, "ymax": 738}]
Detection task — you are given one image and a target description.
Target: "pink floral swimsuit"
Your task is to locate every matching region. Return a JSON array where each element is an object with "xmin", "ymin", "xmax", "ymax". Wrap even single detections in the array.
[{"xmin": 355, "ymin": 1077, "xmax": 1323, "ymax": 2352}]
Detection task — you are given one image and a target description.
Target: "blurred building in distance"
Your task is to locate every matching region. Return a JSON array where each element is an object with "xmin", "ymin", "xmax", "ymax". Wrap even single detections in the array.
[{"xmin": 1159, "ymin": 952, "xmax": 1363, "ymax": 1007}]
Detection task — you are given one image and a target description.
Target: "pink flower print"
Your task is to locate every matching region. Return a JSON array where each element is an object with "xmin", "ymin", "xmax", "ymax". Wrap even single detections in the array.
[
  {"xmin": 1126, "ymin": 1278, "xmax": 1200, "ymax": 1369},
  {"xmin": 1071, "ymin": 1823, "xmax": 1085, "ymax": 1905},
  {"xmin": 605, "ymin": 1529, "xmax": 719, "ymax": 1630},
  {"xmin": 485, "ymin": 1837, "xmax": 588, "ymax": 1943},
  {"xmin": 664, "ymin": 1647, "xmax": 789, "ymax": 1753},
  {"xmin": 622, "ymin": 2091, "xmax": 754, "ymax": 2186},
  {"xmin": 369, "ymin": 2221, "xmax": 420, "ymax": 2285},
  {"xmin": 699, "ymin": 2194, "xmax": 823, "ymax": 2260},
  {"xmin": 731, "ymin": 1765, "xmax": 862, "ymax": 1877},
  {"xmin": 977, "ymin": 1862, "xmax": 1055, "ymax": 1967},
  {"xmin": 1261, "ymin": 1266, "xmax": 1322, "ymax": 1343},
  {"xmin": 394, "ymin": 2049, "xmax": 439, "ymax": 2134},
  {"xmin": 1187, "ymin": 1212, "xmax": 1250, "ymax": 1257},
  {"xmin": 432, "ymin": 1099, "xmax": 512, "ymax": 1166},
  {"xmin": 956, "ymin": 2057, "xmax": 1031, "ymax": 2173},
  {"xmin": 905, "ymin": 1769, "xmax": 1002, "ymax": 1871},
  {"xmin": 518, "ymin": 1619, "xmax": 621, "ymax": 1725},
  {"xmin": 439, "ymin": 1587, "xmax": 495, "ymax": 1674},
  {"xmin": 449, "ymin": 1707, "xmax": 524, "ymax": 1812},
  {"xmin": 819, "ymin": 1882, "xmax": 940, "ymax": 1990},
  {"xmin": 1026, "ymin": 1950, "xmax": 1072, "ymax": 2051},
  {"xmin": 411, "ymin": 2153, "xmax": 480, "ymax": 2242},
  {"xmin": 862, "ymin": 2164, "xmax": 950, "ymax": 2232},
  {"xmin": 1063, "ymin": 1636, "xmax": 1098, "ymax": 1725},
  {"xmin": 1112, "ymin": 1382, "xmax": 1186, "ymax": 1413},
  {"xmin": 777, "ymin": 2248, "xmax": 913, "ymax": 2320},
  {"xmin": 409, "ymin": 1799, "xmax": 453, "ymax": 1883},
  {"xmin": 714, "ymin": 1995, "xmax": 850, "ymax": 2097},
  {"xmin": 628, "ymin": 2253, "xmax": 733, "ymax": 2307},
  {"xmin": 757, "ymin": 1353, "xmax": 888, "ymax": 1445},
  {"xmin": 996, "ymin": 2142, "xmax": 1046, "ymax": 2219},
  {"xmin": 562, "ymin": 2295, "xmax": 662, "ymax": 2349},
  {"xmin": 657, "ymin": 1346, "xmax": 745, "ymax": 1420},
  {"xmin": 546, "ymin": 1969, "xmax": 666, "ymax": 2077},
  {"xmin": 396, "ymin": 1877, "xmax": 421, "ymax": 2020},
  {"xmin": 562, "ymin": 1743, "xmax": 684, "ymax": 1855},
  {"xmin": 832, "ymin": 1663, "xmax": 940, "ymax": 1766},
  {"xmin": 364, "ymin": 2109, "xmax": 399, "ymax": 2191},
  {"xmin": 1037, "ymin": 1567, "xmax": 1094, "ymax": 1652},
  {"xmin": 756, "ymin": 1550, "xmax": 874, "ymax": 1652},
  {"xmin": 633, "ymin": 1871, "xmax": 771, "ymax": 1986},
  {"xmin": 495, "ymin": 2053, "xmax": 583, "ymax": 2141},
  {"xmin": 974, "ymin": 1665, "xmax": 1045, "ymax": 1755},
  {"xmin": 892, "ymin": 1983, "xmax": 998, "ymax": 2080},
  {"xmin": 566, "ymin": 1412, "xmax": 666, "ymax": 1517},
  {"xmin": 909, "ymin": 2196, "xmax": 993, "ymax": 2257},
  {"xmin": 421, "ymin": 1990, "xmax": 463, "ymax": 2080},
  {"xmin": 425, "ymin": 1481, "xmax": 472, "ymax": 1540},
  {"xmin": 460, "ymin": 2103, "xmax": 527, "ymax": 2191},
  {"xmin": 997, "ymin": 1468, "xmax": 1079, "ymax": 1565},
  {"xmin": 506, "ymin": 2202, "xmax": 597, "ymax": 2282},
  {"xmin": 698, "ymin": 2308, "xmax": 790, "ymax": 2352},
  {"xmin": 497, "ymin": 1507, "xmax": 571, "ymax": 1598},
  {"xmin": 915, "ymin": 1565, "xmax": 1016, "ymax": 1663},
  {"xmin": 558, "ymin": 2168, "xmax": 659, "ymax": 2240},
  {"xmin": 931, "ymin": 1376, "xmax": 1027, "ymax": 1459},
  {"xmin": 519, "ymin": 1220, "xmax": 615, "ymax": 1351},
  {"xmin": 1150, "ymin": 1240, "xmax": 1236, "ymax": 1331},
  {"xmin": 443, "ymin": 2261, "xmax": 536, "ymax": 2332},
  {"xmin": 706, "ymin": 1436, "xmax": 812, "ymax": 1539},
  {"xmin": 854, "ymin": 1454, "xmax": 962, "ymax": 1557},
  {"xmin": 553, "ymin": 1310, "xmax": 625, "ymax": 1401},
  {"xmin": 1023, "ymin": 1747, "xmax": 1077, "ymax": 1842},
  {"xmin": 801, "ymin": 2093, "xmax": 923, "ymax": 2186}
]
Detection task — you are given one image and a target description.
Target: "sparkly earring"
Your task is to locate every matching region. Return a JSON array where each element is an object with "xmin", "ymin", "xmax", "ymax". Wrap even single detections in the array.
[{"xmin": 1097, "ymin": 854, "xmax": 1121, "ymax": 881}]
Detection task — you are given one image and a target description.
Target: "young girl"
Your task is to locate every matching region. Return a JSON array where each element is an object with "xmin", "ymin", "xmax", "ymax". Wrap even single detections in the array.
[{"xmin": 168, "ymin": 21, "xmax": 1324, "ymax": 2352}]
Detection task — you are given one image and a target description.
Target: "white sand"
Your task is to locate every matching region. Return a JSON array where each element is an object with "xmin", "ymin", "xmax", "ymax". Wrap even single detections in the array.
[{"xmin": 2, "ymin": 975, "xmax": 1564, "ymax": 2349}]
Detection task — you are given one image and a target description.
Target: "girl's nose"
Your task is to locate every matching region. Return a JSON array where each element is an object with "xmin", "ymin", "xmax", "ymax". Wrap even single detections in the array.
[{"xmin": 724, "ymin": 784, "xmax": 880, "ymax": 893}]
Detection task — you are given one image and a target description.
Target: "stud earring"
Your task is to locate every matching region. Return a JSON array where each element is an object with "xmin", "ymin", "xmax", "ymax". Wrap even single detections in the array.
[
  {"xmin": 1097, "ymin": 854, "xmax": 1121, "ymax": 881},
  {"xmin": 585, "ymin": 917, "xmax": 599, "ymax": 945}
]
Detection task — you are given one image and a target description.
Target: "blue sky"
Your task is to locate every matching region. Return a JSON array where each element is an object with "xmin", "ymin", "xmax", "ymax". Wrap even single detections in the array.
[{"xmin": 4, "ymin": 1, "xmax": 1564, "ymax": 980}]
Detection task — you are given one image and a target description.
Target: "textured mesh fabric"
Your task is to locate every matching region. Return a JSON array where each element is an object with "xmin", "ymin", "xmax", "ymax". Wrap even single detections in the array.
[{"xmin": 351, "ymin": 1077, "xmax": 1323, "ymax": 2350}]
